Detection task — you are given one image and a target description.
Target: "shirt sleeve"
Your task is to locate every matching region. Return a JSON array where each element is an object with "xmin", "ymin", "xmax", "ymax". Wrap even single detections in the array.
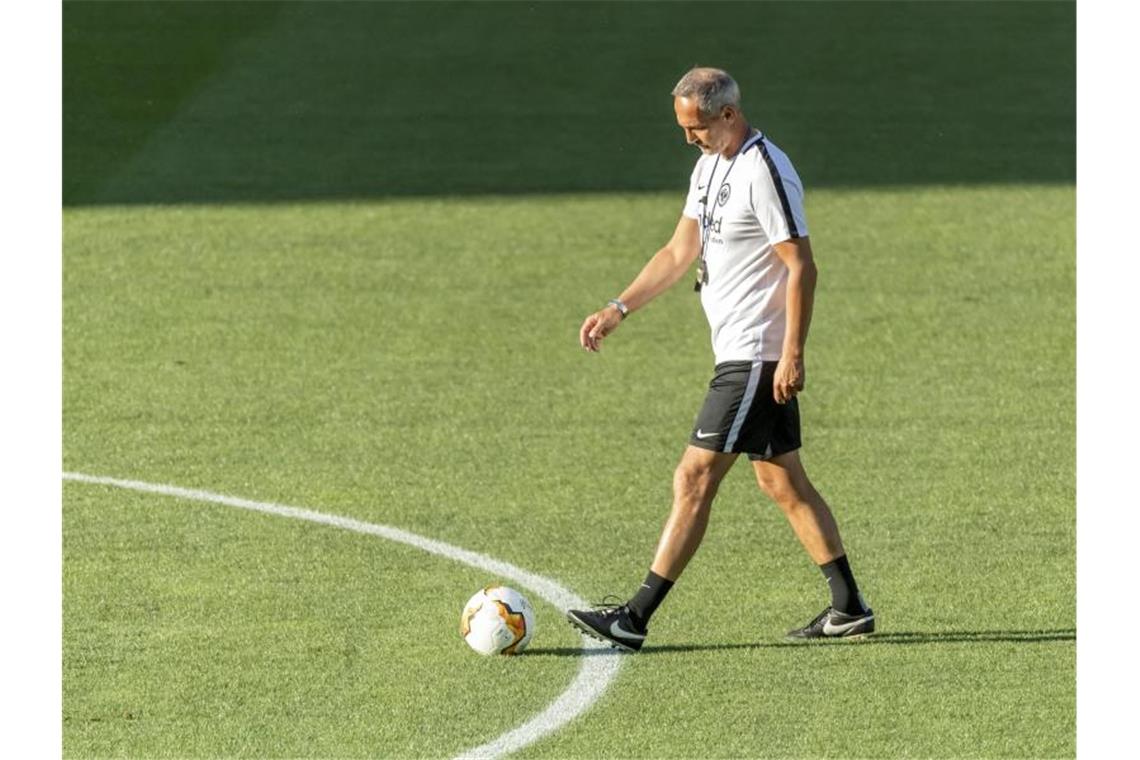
[
  {"xmin": 751, "ymin": 149, "xmax": 809, "ymax": 242},
  {"xmin": 681, "ymin": 160, "xmax": 705, "ymax": 220}
]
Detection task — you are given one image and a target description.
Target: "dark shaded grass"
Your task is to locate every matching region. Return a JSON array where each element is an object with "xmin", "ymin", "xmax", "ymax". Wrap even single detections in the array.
[{"xmin": 64, "ymin": 0, "xmax": 1074, "ymax": 205}]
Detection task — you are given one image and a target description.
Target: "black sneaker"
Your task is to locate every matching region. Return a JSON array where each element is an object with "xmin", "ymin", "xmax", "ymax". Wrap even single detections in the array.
[
  {"xmin": 566, "ymin": 601, "xmax": 647, "ymax": 652},
  {"xmin": 787, "ymin": 606, "xmax": 875, "ymax": 639}
]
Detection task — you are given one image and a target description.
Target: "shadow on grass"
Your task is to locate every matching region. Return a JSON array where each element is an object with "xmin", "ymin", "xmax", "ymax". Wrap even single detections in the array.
[
  {"xmin": 65, "ymin": 1, "xmax": 1074, "ymax": 206},
  {"xmin": 526, "ymin": 629, "xmax": 1076, "ymax": 657}
]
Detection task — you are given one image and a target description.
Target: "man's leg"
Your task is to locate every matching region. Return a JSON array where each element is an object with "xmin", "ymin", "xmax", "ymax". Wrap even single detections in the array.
[
  {"xmin": 566, "ymin": 445, "xmax": 737, "ymax": 651},
  {"xmin": 649, "ymin": 445, "xmax": 739, "ymax": 580},
  {"xmin": 752, "ymin": 449, "xmax": 844, "ymax": 565},
  {"xmin": 753, "ymin": 450, "xmax": 874, "ymax": 637}
]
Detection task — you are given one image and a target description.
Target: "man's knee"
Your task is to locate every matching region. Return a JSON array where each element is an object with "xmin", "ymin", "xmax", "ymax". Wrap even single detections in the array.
[
  {"xmin": 755, "ymin": 451, "xmax": 817, "ymax": 507},
  {"xmin": 755, "ymin": 467, "xmax": 805, "ymax": 512},
  {"xmin": 755, "ymin": 472, "xmax": 789, "ymax": 505},
  {"xmin": 673, "ymin": 460, "xmax": 720, "ymax": 505}
]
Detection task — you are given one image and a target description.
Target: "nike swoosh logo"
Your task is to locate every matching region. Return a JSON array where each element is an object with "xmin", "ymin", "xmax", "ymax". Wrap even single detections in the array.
[
  {"xmin": 822, "ymin": 614, "xmax": 873, "ymax": 636},
  {"xmin": 695, "ymin": 429, "xmax": 719, "ymax": 440},
  {"xmin": 697, "ymin": 184, "xmax": 708, "ymax": 190},
  {"xmin": 609, "ymin": 620, "xmax": 646, "ymax": 641}
]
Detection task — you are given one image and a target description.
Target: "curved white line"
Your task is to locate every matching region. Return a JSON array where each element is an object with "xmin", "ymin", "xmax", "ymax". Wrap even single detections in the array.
[{"xmin": 63, "ymin": 471, "xmax": 624, "ymax": 759}]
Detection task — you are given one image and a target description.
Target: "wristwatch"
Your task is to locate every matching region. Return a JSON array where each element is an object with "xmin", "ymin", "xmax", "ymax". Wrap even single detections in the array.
[{"xmin": 607, "ymin": 298, "xmax": 629, "ymax": 319}]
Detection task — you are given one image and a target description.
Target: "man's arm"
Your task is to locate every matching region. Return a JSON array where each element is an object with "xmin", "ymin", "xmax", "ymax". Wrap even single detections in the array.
[
  {"xmin": 580, "ymin": 216, "xmax": 701, "ymax": 352},
  {"xmin": 771, "ymin": 236, "xmax": 817, "ymax": 403}
]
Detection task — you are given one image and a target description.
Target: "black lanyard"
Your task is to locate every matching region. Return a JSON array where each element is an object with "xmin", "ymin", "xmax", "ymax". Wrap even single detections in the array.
[{"xmin": 694, "ymin": 129, "xmax": 760, "ymax": 293}]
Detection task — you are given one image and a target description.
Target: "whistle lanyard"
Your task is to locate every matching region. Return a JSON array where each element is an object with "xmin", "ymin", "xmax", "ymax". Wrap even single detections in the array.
[{"xmin": 694, "ymin": 129, "xmax": 762, "ymax": 292}]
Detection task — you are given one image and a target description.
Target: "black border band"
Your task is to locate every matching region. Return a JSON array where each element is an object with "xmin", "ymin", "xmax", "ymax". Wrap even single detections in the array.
[{"xmin": 753, "ymin": 138, "xmax": 801, "ymax": 239}]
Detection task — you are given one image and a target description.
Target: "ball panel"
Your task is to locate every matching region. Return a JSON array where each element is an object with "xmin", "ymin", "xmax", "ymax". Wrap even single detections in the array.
[
  {"xmin": 465, "ymin": 604, "xmax": 510, "ymax": 655},
  {"xmin": 459, "ymin": 599, "xmax": 481, "ymax": 638}
]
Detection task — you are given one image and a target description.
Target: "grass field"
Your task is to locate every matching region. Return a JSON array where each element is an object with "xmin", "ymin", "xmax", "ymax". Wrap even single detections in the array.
[{"xmin": 63, "ymin": 2, "xmax": 1075, "ymax": 758}]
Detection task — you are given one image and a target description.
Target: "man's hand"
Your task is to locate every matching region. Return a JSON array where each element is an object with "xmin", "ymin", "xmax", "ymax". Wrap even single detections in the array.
[
  {"xmin": 773, "ymin": 354, "xmax": 805, "ymax": 403},
  {"xmin": 579, "ymin": 306, "xmax": 624, "ymax": 352}
]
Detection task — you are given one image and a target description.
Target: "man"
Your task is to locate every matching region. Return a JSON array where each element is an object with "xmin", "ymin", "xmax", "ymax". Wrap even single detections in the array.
[{"xmin": 566, "ymin": 67, "xmax": 874, "ymax": 652}]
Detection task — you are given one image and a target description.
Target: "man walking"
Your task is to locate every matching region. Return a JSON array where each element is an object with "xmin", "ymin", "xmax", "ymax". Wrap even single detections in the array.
[{"xmin": 567, "ymin": 67, "xmax": 874, "ymax": 651}]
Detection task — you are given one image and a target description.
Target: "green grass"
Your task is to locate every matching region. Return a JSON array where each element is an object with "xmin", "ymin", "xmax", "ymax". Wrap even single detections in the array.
[
  {"xmin": 63, "ymin": 484, "xmax": 584, "ymax": 757},
  {"xmin": 63, "ymin": 1, "xmax": 1074, "ymax": 757},
  {"xmin": 64, "ymin": 185, "xmax": 1074, "ymax": 757},
  {"xmin": 64, "ymin": 0, "xmax": 1074, "ymax": 205}
]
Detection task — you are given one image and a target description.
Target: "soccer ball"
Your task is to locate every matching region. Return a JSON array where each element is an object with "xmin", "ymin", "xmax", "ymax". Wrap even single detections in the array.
[{"xmin": 460, "ymin": 585, "xmax": 535, "ymax": 655}]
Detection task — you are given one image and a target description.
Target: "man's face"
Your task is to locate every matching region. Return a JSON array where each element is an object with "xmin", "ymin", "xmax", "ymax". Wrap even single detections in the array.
[{"xmin": 673, "ymin": 96, "xmax": 732, "ymax": 155}]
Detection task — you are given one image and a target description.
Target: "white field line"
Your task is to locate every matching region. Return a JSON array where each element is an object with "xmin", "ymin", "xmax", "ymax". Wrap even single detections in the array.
[{"xmin": 63, "ymin": 471, "xmax": 623, "ymax": 759}]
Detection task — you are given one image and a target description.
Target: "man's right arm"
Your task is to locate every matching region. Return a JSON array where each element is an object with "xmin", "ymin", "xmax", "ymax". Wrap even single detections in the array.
[{"xmin": 580, "ymin": 216, "xmax": 701, "ymax": 352}]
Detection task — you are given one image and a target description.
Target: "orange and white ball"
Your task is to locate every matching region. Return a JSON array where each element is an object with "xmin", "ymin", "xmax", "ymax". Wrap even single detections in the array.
[{"xmin": 460, "ymin": 586, "xmax": 535, "ymax": 655}]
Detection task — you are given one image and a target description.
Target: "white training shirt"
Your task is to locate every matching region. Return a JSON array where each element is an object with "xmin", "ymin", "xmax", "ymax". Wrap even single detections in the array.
[{"xmin": 681, "ymin": 131, "xmax": 809, "ymax": 364}]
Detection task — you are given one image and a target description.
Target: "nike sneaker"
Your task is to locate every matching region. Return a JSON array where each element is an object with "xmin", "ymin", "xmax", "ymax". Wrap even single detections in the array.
[
  {"xmin": 566, "ymin": 601, "xmax": 647, "ymax": 652},
  {"xmin": 786, "ymin": 606, "xmax": 875, "ymax": 639}
]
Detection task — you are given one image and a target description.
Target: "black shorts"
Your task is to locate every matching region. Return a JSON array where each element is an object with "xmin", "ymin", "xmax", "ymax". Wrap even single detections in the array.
[{"xmin": 689, "ymin": 360, "xmax": 802, "ymax": 461}]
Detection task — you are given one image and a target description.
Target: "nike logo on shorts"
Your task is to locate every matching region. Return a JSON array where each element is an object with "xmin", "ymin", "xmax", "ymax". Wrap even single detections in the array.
[{"xmin": 695, "ymin": 429, "xmax": 719, "ymax": 440}]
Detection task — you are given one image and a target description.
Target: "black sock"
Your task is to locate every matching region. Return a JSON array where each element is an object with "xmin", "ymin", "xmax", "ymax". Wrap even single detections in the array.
[
  {"xmin": 627, "ymin": 570, "xmax": 674, "ymax": 629},
  {"xmin": 820, "ymin": 554, "xmax": 868, "ymax": 615}
]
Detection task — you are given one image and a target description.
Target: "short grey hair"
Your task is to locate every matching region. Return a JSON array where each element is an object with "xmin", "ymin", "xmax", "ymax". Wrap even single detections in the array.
[{"xmin": 671, "ymin": 67, "xmax": 741, "ymax": 116}]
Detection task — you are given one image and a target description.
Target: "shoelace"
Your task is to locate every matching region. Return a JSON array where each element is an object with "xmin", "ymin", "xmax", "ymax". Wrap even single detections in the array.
[
  {"xmin": 591, "ymin": 594, "xmax": 627, "ymax": 612},
  {"xmin": 809, "ymin": 607, "xmax": 834, "ymax": 627}
]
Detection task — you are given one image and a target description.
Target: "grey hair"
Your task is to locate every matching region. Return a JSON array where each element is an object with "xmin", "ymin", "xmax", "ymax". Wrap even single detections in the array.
[{"xmin": 671, "ymin": 67, "xmax": 741, "ymax": 116}]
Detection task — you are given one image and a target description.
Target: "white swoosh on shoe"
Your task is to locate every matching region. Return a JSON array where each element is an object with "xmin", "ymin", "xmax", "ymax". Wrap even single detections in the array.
[
  {"xmin": 822, "ymin": 614, "xmax": 873, "ymax": 636},
  {"xmin": 609, "ymin": 620, "xmax": 647, "ymax": 641}
]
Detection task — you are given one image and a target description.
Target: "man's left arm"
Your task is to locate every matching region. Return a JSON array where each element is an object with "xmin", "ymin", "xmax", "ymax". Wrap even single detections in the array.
[{"xmin": 772, "ymin": 236, "xmax": 817, "ymax": 404}]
